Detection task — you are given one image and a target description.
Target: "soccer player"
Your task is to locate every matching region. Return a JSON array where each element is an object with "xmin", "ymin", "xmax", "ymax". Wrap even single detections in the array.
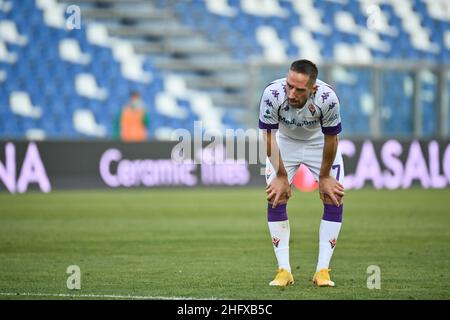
[{"xmin": 259, "ymin": 59, "xmax": 345, "ymax": 287}]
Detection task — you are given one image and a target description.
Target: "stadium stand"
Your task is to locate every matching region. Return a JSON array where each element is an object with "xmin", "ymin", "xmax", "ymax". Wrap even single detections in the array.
[{"xmin": 0, "ymin": 0, "xmax": 449, "ymax": 140}]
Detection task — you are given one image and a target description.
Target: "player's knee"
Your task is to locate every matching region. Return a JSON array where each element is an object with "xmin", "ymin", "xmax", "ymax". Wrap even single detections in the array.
[
  {"xmin": 267, "ymin": 192, "xmax": 290, "ymax": 206},
  {"xmin": 321, "ymin": 194, "xmax": 344, "ymax": 206}
]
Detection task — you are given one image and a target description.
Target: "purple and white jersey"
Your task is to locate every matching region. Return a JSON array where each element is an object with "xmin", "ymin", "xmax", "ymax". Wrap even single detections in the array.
[{"xmin": 258, "ymin": 78, "xmax": 342, "ymax": 142}]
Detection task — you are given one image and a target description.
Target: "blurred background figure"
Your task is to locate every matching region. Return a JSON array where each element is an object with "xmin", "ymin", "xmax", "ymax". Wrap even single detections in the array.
[{"xmin": 115, "ymin": 91, "xmax": 149, "ymax": 142}]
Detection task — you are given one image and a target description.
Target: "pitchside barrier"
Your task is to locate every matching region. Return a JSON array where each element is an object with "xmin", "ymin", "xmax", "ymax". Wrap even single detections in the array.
[{"xmin": 0, "ymin": 139, "xmax": 449, "ymax": 193}]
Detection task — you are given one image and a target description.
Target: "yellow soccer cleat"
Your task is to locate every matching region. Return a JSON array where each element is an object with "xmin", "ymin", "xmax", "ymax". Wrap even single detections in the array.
[
  {"xmin": 313, "ymin": 268, "xmax": 335, "ymax": 287},
  {"xmin": 269, "ymin": 268, "xmax": 294, "ymax": 287}
]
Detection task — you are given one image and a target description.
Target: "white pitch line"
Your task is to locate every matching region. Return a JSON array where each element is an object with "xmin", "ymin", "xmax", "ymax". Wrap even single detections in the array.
[{"xmin": 0, "ymin": 292, "xmax": 219, "ymax": 300}]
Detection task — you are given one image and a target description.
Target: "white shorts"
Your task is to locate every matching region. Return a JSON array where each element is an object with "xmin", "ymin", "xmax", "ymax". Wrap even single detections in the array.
[{"xmin": 265, "ymin": 132, "xmax": 345, "ymax": 185}]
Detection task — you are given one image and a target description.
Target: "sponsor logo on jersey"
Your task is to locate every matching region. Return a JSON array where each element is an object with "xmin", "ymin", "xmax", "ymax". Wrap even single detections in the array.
[
  {"xmin": 272, "ymin": 236, "xmax": 281, "ymax": 248},
  {"xmin": 279, "ymin": 115, "xmax": 318, "ymax": 127}
]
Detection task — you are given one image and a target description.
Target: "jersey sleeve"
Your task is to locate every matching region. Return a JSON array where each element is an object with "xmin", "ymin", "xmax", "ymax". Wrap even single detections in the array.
[
  {"xmin": 320, "ymin": 90, "xmax": 342, "ymax": 135},
  {"xmin": 258, "ymin": 85, "xmax": 279, "ymax": 130}
]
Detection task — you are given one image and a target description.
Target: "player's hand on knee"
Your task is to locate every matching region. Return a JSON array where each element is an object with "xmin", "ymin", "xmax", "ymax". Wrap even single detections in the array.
[
  {"xmin": 268, "ymin": 191, "xmax": 290, "ymax": 206},
  {"xmin": 266, "ymin": 176, "xmax": 291, "ymax": 208},
  {"xmin": 321, "ymin": 193, "xmax": 344, "ymax": 206},
  {"xmin": 319, "ymin": 175, "xmax": 344, "ymax": 206}
]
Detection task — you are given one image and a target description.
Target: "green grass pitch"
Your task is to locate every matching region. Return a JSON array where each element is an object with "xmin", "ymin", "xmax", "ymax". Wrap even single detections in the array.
[{"xmin": 0, "ymin": 188, "xmax": 449, "ymax": 300}]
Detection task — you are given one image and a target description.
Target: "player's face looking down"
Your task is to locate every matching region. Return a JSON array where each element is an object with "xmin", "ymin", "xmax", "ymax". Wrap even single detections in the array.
[{"xmin": 286, "ymin": 70, "xmax": 318, "ymax": 108}]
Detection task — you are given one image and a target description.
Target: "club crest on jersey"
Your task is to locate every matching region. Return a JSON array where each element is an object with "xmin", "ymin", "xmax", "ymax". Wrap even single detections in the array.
[
  {"xmin": 308, "ymin": 104, "xmax": 316, "ymax": 116},
  {"xmin": 266, "ymin": 167, "xmax": 273, "ymax": 179},
  {"xmin": 329, "ymin": 238, "xmax": 337, "ymax": 249},
  {"xmin": 272, "ymin": 236, "xmax": 281, "ymax": 248}
]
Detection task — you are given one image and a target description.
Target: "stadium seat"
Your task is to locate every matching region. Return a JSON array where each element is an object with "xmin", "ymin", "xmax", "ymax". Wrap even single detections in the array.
[
  {"xmin": 0, "ymin": 20, "xmax": 28, "ymax": 45},
  {"xmin": 75, "ymin": 73, "xmax": 108, "ymax": 100},
  {"xmin": 204, "ymin": 0, "xmax": 237, "ymax": 17},
  {"xmin": 241, "ymin": 0, "xmax": 289, "ymax": 18},
  {"xmin": 59, "ymin": 38, "xmax": 90, "ymax": 65},
  {"xmin": 256, "ymin": 26, "xmax": 288, "ymax": 63},
  {"xmin": 73, "ymin": 109, "xmax": 106, "ymax": 138},
  {"xmin": 9, "ymin": 91, "xmax": 42, "ymax": 118},
  {"xmin": 0, "ymin": 40, "xmax": 16, "ymax": 63},
  {"xmin": 155, "ymin": 93, "xmax": 189, "ymax": 120}
]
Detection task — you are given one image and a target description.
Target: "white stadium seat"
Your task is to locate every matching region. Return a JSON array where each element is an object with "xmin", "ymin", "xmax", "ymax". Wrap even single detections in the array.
[
  {"xmin": 189, "ymin": 93, "xmax": 224, "ymax": 131},
  {"xmin": 334, "ymin": 43, "xmax": 372, "ymax": 64},
  {"xmin": 256, "ymin": 26, "xmax": 288, "ymax": 63},
  {"xmin": 37, "ymin": 0, "xmax": 73, "ymax": 30},
  {"xmin": 86, "ymin": 23, "xmax": 111, "ymax": 47},
  {"xmin": 154, "ymin": 127, "xmax": 177, "ymax": 141},
  {"xmin": 359, "ymin": 29, "xmax": 390, "ymax": 52},
  {"xmin": 111, "ymin": 40, "xmax": 152, "ymax": 83},
  {"xmin": 334, "ymin": 43, "xmax": 354, "ymax": 64},
  {"xmin": 291, "ymin": 27, "xmax": 323, "ymax": 62},
  {"xmin": 444, "ymin": 30, "xmax": 450, "ymax": 51},
  {"xmin": 290, "ymin": 0, "xmax": 331, "ymax": 34},
  {"xmin": 25, "ymin": 129, "xmax": 47, "ymax": 141},
  {"xmin": 75, "ymin": 73, "xmax": 108, "ymax": 100},
  {"xmin": 353, "ymin": 44, "xmax": 373, "ymax": 63},
  {"xmin": 73, "ymin": 109, "xmax": 107, "ymax": 137},
  {"xmin": 0, "ymin": 20, "xmax": 27, "ymax": 45},
  {"xmin": 359, "ymin": 93, "xmax": 374, "ymax": 115},
  {"xmin": 164, "ymin": 75, "xmax": 189, "ymax": 99},
  {"xmin": 241, "ymin": 0, "xmax": 288, "ymax": 17},
  {"xmin": 390, "ymin": 0, "xmax": 439, "ymax": 53},
  {"xmin": 121, "ymin": 59, "xmax": 152, "ymax": 84},
  {"xmin": 0, "ymin": 40, "xmax": 17, "ymax": 63},
  {"xmin": 0, "ymin": 0, "xmax": 12, "ymax": 13},
  {"xmin": 331, "ymin": 66, "xmax": 357, "ymax": 85},
  {"xmin": 205, "ymin": 0, "xmax": 237, "ymax": 17},
  {"xmin": 334, "ymin": 11, "xmax": 360, "ymax": 35},
  {"xmin": 59, "ymin": 39, "xmax": 91, "ymax": 65},
  {"xmin": 155, "ymin": 93, "xmax": 188, "ymax": 119},
  {"xmin": 423, "ymin": 0, "xmax": 450, "ymax": 22},
  {"xmin": 0, "ymin": 69, "xmax": 6, "ymax": 82},
  {"xmin": 9, "ymin": 91, "xmax": 42, "ymax": 118},
  {"xmin": 358, "ymin": 0, "xmax": 398, "ymax": 36}
]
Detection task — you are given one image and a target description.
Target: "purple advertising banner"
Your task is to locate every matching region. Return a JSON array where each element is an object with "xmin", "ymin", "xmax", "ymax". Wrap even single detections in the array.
[
  {"xmin": 0, "ymin": 139, "xmax": 449, "ymax": 193},
  {"xmin": 340, "ymin": 139, "xmax": 450, "ymax": 190},
  {"xmin": 0, "ymin": 141, "xmax": 255, "ymax": 193}
]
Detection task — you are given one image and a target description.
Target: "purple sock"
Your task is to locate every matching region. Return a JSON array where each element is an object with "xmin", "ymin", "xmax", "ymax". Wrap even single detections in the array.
[
  {"xmin": 268, "ymin": 203, "xmax": 288, "ymax": 222},
  {"xmin": 323, "ymin": 204, "xmax": 343, "ymax": 223}
]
